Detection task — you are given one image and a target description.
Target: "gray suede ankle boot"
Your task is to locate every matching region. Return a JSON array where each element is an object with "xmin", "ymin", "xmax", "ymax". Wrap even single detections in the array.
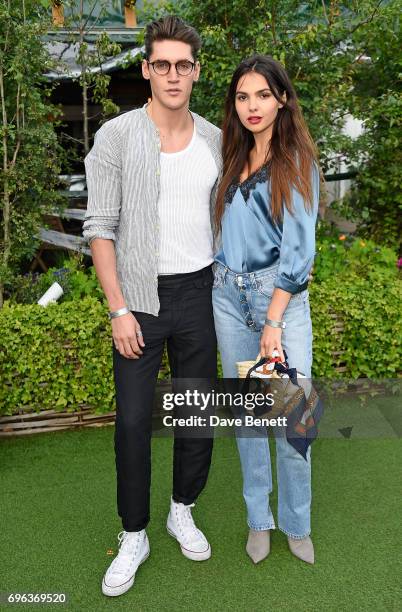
[
  {"xmin": 287, "ymin": 535, "xmax": 314, "ymax": 564},
  {"xmin": 246, "ymin": 529, "xmax": 270, "ymax": 564}
]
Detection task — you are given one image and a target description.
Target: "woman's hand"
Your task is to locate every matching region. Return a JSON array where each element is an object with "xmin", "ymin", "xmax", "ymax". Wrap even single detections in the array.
[{"xmin": 259, "ymin": 324, "xmax": 285, "ymax": 362}]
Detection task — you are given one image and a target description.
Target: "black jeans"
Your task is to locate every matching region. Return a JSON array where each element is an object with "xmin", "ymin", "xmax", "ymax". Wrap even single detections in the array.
[{"xmin": 113, "ymin": 264, "xmax": 217, "ymax": 532}]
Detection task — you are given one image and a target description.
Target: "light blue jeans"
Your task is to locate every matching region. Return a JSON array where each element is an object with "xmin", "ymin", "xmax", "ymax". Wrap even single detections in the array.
[{"xmin": 212, "ymin": 261, "xmax": 313, "ymax": 539}]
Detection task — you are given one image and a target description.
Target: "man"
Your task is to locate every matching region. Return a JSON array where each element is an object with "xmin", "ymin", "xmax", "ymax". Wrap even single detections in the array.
[{"xmin": 82, "ymin": 16, "xmax": 221, "ymax": 597}]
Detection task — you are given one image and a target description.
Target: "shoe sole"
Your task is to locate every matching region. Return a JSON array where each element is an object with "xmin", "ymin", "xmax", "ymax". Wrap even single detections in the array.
[
  {"xmin": 166, "ymin": 526, "xmax": 211, "ymax": 561},
  {"xmin": 101, "ymin": 549, "xmax": 150, "ymax": 597}
]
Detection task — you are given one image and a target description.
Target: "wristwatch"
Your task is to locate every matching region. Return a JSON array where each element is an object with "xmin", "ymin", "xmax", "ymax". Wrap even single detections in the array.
[{"xmin": 264, "ymin": 318, "xmax": 286, "ymax": 329}]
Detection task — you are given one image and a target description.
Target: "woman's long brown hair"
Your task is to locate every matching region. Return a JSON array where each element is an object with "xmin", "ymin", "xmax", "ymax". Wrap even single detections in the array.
[{"xmin": 215, "ymin": 55, "xmax": 319, "ymax": 229}]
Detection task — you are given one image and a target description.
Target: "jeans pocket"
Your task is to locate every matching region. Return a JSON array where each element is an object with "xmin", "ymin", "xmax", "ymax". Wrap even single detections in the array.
[
  {"xmin": 296, "ymin": 288, "xmax": 309, "ymax": 304},
  {"xmin": 284, "ymin": 288, "xmax": 310, "ymax": 313},
  {"xmin": 255, "ymin": 275, "xmax": 275, "ymax": 298}
]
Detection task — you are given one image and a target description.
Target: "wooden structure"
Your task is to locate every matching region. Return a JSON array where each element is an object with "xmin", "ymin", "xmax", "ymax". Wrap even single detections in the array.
[
  {"xmin": 52, "ymin": 2, "xmax": 64, "ymax": 27},
  {"xmin": 0, "ymin": 382, "xmax": 172, "ymax": 437},
  {"xmin": 31, "ymin": 206, "xmax": 90, "ymax": 272},
  {"xmin": 0, "ymin": 407, "xmax": 116, "ymax": 437},
  {"xmin": 124, "ymin": 2, "xmax": 137, "ymax": 27}
]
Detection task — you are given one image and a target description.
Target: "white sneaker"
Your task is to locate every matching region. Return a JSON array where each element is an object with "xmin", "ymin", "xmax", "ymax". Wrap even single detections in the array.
[
  {"xmin": 102, "ymin": 530, "xmax": 150, "ymax": 597},
  {"xmin": 167, "ymin": 498, "xmax": 211, "ymax": 561}
]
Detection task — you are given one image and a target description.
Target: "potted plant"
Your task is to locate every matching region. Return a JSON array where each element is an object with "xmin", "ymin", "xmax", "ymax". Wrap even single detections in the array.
[{"xmin": 124, "ymin": 0, "xmax": 137, "ymax": 28}]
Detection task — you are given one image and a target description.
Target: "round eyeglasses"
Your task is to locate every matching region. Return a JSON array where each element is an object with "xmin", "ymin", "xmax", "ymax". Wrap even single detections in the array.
[{"xmin": 147, "ymin": 60, "xmax": 196, "ymax": 77}]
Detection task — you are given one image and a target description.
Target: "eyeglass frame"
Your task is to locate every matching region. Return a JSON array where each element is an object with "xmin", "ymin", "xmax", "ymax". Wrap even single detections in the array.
[{"xmin": 146, "ymin": 59, "xmax": 197, "ymax": 77}]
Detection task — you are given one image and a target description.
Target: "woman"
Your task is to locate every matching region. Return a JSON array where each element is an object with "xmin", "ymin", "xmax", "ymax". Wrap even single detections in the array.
[{"xmin": 212, "ymin": 55, "xmax": 320, "ymax": 565}]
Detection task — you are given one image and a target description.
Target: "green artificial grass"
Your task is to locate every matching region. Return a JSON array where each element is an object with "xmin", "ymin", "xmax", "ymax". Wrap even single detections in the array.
[{"xmin": 1, "ymin": 424, "xmax": 401, "ymax": 612}]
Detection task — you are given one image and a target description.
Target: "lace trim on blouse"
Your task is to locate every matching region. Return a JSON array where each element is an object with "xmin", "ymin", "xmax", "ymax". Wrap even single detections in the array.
[{"xmin": 224, "ymin": 162, "xmax": 271, "ymax": 207}]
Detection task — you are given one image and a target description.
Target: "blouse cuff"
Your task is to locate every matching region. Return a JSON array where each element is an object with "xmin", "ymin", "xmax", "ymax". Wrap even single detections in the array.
[{"xmin": 274, "ymin": 275, "xmax": 309, "ymax": 295}]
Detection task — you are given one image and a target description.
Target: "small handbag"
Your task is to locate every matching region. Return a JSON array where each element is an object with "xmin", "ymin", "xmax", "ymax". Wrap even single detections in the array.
[
  {"xmin": 239, "ymin": 350, "xmax": 306, "ymax": 419},
  {"xmin": 238, "ymin": 350, "xmax": 323, "ymax": 459}
]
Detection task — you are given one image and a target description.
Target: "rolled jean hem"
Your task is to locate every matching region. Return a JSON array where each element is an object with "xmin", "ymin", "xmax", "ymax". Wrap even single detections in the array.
[
  {"xmin": 172, "ymin": 494, "xmax": 197, "ymax": 506},
  {"xmin": 248, "ymin": 522, "xmax": 276, "ymax": 531},
  {"xmin": 279, "ymin": 526, "xmax": 311, "ymax": 540}
]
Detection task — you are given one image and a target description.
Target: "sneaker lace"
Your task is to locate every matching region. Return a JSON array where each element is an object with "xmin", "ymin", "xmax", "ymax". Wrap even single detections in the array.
[
  {"xmin": 178, "ymin": 503, "xmax": 200, "ymax": 541},
  {"xmin": 110, "ymin": 530, "xmax": 141, "ymax": 576}
]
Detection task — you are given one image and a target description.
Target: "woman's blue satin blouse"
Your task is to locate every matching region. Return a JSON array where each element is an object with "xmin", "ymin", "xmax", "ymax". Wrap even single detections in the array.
[{"xmin": 214, "ymin": 162, "xmax": 320, "ymax": 295}]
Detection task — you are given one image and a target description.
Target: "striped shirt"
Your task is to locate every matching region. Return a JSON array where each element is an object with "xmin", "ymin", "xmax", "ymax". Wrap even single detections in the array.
[{"xmin": 82, "ymin": 104, "xmax": 222, "ymax": 316}]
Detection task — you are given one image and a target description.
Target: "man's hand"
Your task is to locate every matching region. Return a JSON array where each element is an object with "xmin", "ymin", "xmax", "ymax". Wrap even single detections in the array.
[
  {"xmin": 88, "ymin": 239, "xmax": 144, "ymax": 359},
  {"xmin": 112, "ymin": 312, "xmax": 145, "ymax": 359}
]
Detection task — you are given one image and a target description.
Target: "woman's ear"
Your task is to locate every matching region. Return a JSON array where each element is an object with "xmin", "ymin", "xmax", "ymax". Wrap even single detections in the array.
[{"xmin": 279, "ymin": 92, "xmax": 287, "ymax": 108}]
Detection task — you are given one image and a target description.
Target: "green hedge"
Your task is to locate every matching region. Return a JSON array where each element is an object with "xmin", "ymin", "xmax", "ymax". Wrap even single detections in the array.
[
  {"xmin": 309, "ymin": 275, "xmax": 401, "ymax": 378},
  {"xmin": 0, "ymin": 298, "xmax": 114, "ymax": 416},
  {"xmin": 310, "ymin": 231, "xmax": 401, "ymax": 377},
  {"xmin": 0, "ymin": 239, "xmax": 400, "ymax": 416}
]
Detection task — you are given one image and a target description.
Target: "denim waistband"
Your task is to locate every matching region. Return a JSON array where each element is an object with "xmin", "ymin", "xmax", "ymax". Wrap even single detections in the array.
[{"xmin": 214, "ymin": 261, "xmax": 280, "ymax": 281}]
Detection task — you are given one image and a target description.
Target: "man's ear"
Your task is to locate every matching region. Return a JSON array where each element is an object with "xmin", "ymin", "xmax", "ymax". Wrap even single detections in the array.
[
  {"xmin": 142, "ymin": 59, "xmax": 150, "ymax": 80},
  {"xmin": 193, "ymin": 60, "xmax": 201, "ymax": 83}
]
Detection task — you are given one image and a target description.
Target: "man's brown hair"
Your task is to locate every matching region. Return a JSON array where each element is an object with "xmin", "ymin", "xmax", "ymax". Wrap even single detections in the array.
[{"xmin": 144, "ymin": 15, "xmax": 202, "ymax": 60}]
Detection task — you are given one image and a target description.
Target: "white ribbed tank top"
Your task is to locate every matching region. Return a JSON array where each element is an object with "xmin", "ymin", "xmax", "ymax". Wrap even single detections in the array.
[{"xmin": 157, "ymin": 122, "xmax": 219, "ymax": 274}]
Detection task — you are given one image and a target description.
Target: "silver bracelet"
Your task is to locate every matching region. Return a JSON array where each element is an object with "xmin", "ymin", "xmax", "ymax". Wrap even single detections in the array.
[
  {"xmin": 108, "ymin": 306, "xmax": 130, "ymax": 320},
  {"xmin": 264, "ymin": 318, "xmax": 286, "ymax": 329}
]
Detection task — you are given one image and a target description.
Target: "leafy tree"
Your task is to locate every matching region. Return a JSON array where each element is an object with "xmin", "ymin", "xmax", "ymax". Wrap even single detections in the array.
[
  {"xmin": 336, "ymin": 0, "xmax": 401, "ymax": 248},
  {"xmin": 43, "ymin": 1, "xmax": 122, "ymax": 154},
  {"xmin": 0, "ymin": 0, "xmax": 64, "ymax": 307}
]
